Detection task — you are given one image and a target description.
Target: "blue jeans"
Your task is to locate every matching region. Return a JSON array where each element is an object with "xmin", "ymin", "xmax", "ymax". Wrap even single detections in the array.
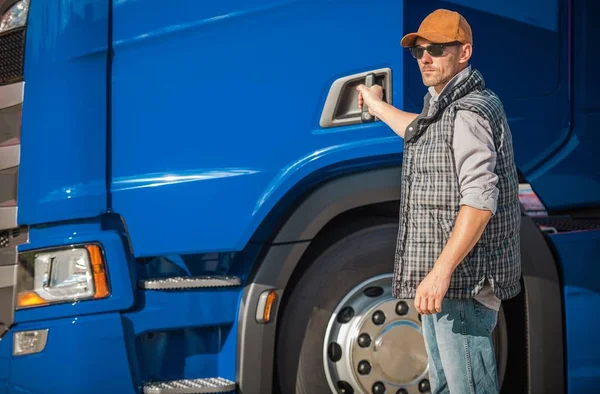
[{"xmin": 421, "ymin": 298, "xmax": 499, "ymax": 394}]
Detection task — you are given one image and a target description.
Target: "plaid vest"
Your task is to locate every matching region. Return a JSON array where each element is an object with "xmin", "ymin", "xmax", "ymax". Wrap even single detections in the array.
[{"xmin": 392, "ymin": 69, "xmax": 521, "ymax": 300}]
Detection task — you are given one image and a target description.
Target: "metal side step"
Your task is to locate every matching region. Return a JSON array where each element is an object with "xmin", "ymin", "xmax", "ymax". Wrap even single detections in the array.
[
  {"xmin": 143, "ymin": 378, "xmax": 236, "ymax": 394},
  {"xmin": 139, "ymin": 276, "xmax": 241, "ymax": 290}
]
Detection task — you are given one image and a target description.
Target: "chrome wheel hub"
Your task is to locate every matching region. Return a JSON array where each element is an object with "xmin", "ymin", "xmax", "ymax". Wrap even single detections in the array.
[{"xmin": 324, "ymin": 274, "xmax": 431, "ymax": 394}]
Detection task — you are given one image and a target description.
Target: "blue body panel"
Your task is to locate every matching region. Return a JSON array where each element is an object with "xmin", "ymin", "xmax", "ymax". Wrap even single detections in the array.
[
  {"xmin": 0, "ymin": 311, "xmax": 239, "ymax": 394},
  {"xmin": 524, "ymin": 0, "xmax": 600, "ymax": 211},
  {"xmin": 549, "ymin": 230, "xmax": 600, "ymax": 393},
  {"xmin": 2, "ymin": 314, "xmax": 136, "ymax": 394},
  {"xmin": 18, "ymin": 0, "xmax": 109, "ymax": 225},
  {"xmin": 122, "ymin": 289, "xmax": 240, "ymax": 385},
  {"xmin": 110, "ymin": 0, "xmax": 405, "ymax": 257},
  {"xmin": 0, "ymin": 329, "xmax": 8, "ymax": 394}
]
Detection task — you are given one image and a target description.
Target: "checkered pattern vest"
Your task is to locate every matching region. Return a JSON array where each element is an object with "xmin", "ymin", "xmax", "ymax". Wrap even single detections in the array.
[{"xmin": 392, "ymin": 69, "xmax": 521, "ymax": 300}]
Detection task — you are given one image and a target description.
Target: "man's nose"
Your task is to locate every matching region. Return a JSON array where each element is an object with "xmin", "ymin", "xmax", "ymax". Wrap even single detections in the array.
[{"xmin": 420, "ymin": 51, "xmax": 433, "ymax": 64}]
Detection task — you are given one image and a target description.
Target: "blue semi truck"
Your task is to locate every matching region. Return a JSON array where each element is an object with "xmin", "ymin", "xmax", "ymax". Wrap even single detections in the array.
[{"xmin": 1, "ymin": 0, "xmax": 599, "ymax": 393}]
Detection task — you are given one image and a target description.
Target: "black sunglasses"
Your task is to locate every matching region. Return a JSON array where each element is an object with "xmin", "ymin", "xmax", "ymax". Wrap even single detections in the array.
[{"xmin": 409, "ymin": 42, "xmax": 461, "ymax": 59}]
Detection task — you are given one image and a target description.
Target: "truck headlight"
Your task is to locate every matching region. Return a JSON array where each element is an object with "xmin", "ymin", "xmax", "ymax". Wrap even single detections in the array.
[
  {"xmin": 0, "ymin": 0, "xmax": 30, "ymax": 34},
  {"xmin": 16, "ymin": 244, "xmax": 110, "ymax": 309}
]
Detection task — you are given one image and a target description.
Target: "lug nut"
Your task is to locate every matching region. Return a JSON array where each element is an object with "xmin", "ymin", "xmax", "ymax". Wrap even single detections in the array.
[
  {"xmin": 337, "ymin": 381, "xmax": 354, "ymax": 394},
  {"xmin": 396, "ymin": 390, "xmax": 408, "ymax": 394},
  {"xmin": 328, "ymin": 342, "xmax": 342, "ymax": 362},
  {"xmin": 372, "ymin": 310, "xmax": 386, "ymax": 325},
  {"xmin": 338, "ymin": 307, "xmax": 355, "ymax": 323},
  {"xmin": 364, "ymin": 286, "xmax": 384, "ymax": 297},
  {"xmin": 358, "ymin": 333, "xmax": 371, "ymax": 348},
  {"xmin": 358, "ymin": 360, "xmax": 371, "ymax": 375},
  {"xmin": 396, "ymin": 301, "xmax": 409, "ymax": 316},
  {"xmin": 372, "ymin": 381, "xmax": 386, "ymax": 394},
  {"xmin": 419, "ymin": 379, "xmax": 430, "ymax": 392}
]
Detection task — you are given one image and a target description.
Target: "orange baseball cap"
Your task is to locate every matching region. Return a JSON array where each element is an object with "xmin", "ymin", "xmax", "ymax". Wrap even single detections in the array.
[{"xmin": 400, "ymin": 9, "xmax": 473, "ymax": 47}]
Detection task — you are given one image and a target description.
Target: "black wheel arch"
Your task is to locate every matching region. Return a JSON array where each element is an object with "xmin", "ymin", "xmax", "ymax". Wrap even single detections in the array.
[{"xmin": 236, "ymin": 165, "xmax": 565, "ymax": 394}]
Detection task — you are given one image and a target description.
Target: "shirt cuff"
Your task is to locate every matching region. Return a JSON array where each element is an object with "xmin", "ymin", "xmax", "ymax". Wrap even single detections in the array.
[{"xmin": 460, "ymin": 187, "xmax": 499, "ymax": 215}]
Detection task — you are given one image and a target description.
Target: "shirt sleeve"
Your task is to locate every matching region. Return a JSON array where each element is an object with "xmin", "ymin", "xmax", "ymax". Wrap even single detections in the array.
[{"xmin": 452, "ymin": 110, "xmax": 499, "ymax": 215}]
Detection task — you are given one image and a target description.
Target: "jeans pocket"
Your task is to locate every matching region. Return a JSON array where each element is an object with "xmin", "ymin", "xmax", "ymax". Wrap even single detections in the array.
[{"xmin": 473, "ymin": 300, "xmax": 498, "ymax": 335}]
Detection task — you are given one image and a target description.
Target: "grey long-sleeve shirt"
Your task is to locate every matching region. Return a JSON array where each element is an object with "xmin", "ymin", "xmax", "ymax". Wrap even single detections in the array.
[
  {"xmin": 426, "ymin": 66, "xmax": 501, "ymax": 310},
  {"xmin": 427, "ymin": 66, "xmax": 499, "ymax": 215}
]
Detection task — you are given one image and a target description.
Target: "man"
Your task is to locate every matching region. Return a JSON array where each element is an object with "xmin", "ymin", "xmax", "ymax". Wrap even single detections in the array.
[{"xmin": 356, "ymin": 8, "xmax": 521, "ymax": 394}]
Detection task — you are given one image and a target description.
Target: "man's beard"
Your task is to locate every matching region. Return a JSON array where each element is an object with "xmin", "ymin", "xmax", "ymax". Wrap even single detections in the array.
[
  {"xmin": 421, "ymin": 72, "xmax": 449, "ymax": 87},
  {"xmin": 420, "ymin": 67, "xmax": 455, "ymax": 87}
]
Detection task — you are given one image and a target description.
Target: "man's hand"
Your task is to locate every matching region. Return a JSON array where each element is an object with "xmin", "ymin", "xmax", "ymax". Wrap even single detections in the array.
[
  {"xmin": 352, "ymin": 83, "xmax": 418, "ymax": 139},
  {"xmin": 356, "ymin": 84, "xmax": 384, "ymax": 115},
  {"xmin": 414, "ymin": 265, "xmax": 452, "ymax": 314}
]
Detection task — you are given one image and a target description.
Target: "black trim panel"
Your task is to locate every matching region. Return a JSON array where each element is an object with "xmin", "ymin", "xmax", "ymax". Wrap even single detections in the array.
[
  {"xmin": 237, "ymin": 242, "xmax": 310, "ymax": 394},
  {"xmin": 272, "ymin": 166, "xmax": 401, "ymax": 243},
  {"xmin": 520, "ymin": 215, "xmax": 565, "ymax": 394}
]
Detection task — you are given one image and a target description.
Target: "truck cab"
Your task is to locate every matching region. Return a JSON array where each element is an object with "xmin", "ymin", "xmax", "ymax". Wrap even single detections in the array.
[{"xmin": 0, "ymin": 0, "xmax": 599, "ymax": 393}]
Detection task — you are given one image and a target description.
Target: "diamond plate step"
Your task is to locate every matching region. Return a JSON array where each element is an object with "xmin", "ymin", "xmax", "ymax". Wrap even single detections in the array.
[
  {"xmin": 139, "ymin": 276, "xmax": 241, "ymax": 290},
  {"xmin": 143, "ymin": 378, "xmax": 235, "ymax": 394}
]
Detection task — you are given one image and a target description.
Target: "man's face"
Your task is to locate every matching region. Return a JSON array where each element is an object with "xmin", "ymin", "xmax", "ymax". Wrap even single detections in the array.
[{"xmin": 412, "ymin": 38, "xmax": 469, "ymax": 90}]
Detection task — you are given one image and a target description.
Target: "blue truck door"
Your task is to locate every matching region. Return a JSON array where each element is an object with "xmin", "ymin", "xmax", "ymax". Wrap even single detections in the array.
[{"xmin": 110, "ymin": 0, "xmax": 405, "ymax": 257}]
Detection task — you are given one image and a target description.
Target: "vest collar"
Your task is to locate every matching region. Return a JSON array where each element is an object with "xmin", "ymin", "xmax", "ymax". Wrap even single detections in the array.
[{"xmin": 404, "ymin": 68, "xmax": 485, "ymax": 143}]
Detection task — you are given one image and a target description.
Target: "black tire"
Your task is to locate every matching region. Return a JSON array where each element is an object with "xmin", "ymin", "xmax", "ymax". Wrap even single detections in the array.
[{"xmin": 275, "ymin": 220, "xmax": 508, "ymax": 393}]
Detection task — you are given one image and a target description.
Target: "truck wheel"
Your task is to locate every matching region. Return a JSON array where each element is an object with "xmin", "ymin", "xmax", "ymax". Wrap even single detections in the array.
[{"xmin": 276, "ymin": 221, "xmax": 507, "ymax": 394}]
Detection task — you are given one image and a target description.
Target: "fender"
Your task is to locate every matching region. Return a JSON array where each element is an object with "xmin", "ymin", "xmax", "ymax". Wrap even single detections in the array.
[
  {"xmin": 236, "ymin": 166, "xmax": 565, "ymax": 394},
  {"xmin": 237, "ymin": 166, "xmax": 401, "ymax": 393}
]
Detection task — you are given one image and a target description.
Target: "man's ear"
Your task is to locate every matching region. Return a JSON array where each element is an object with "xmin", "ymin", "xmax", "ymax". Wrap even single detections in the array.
[{"xmin": 458, "ymin": 43, "xmax": 472, "ymax": 64}]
